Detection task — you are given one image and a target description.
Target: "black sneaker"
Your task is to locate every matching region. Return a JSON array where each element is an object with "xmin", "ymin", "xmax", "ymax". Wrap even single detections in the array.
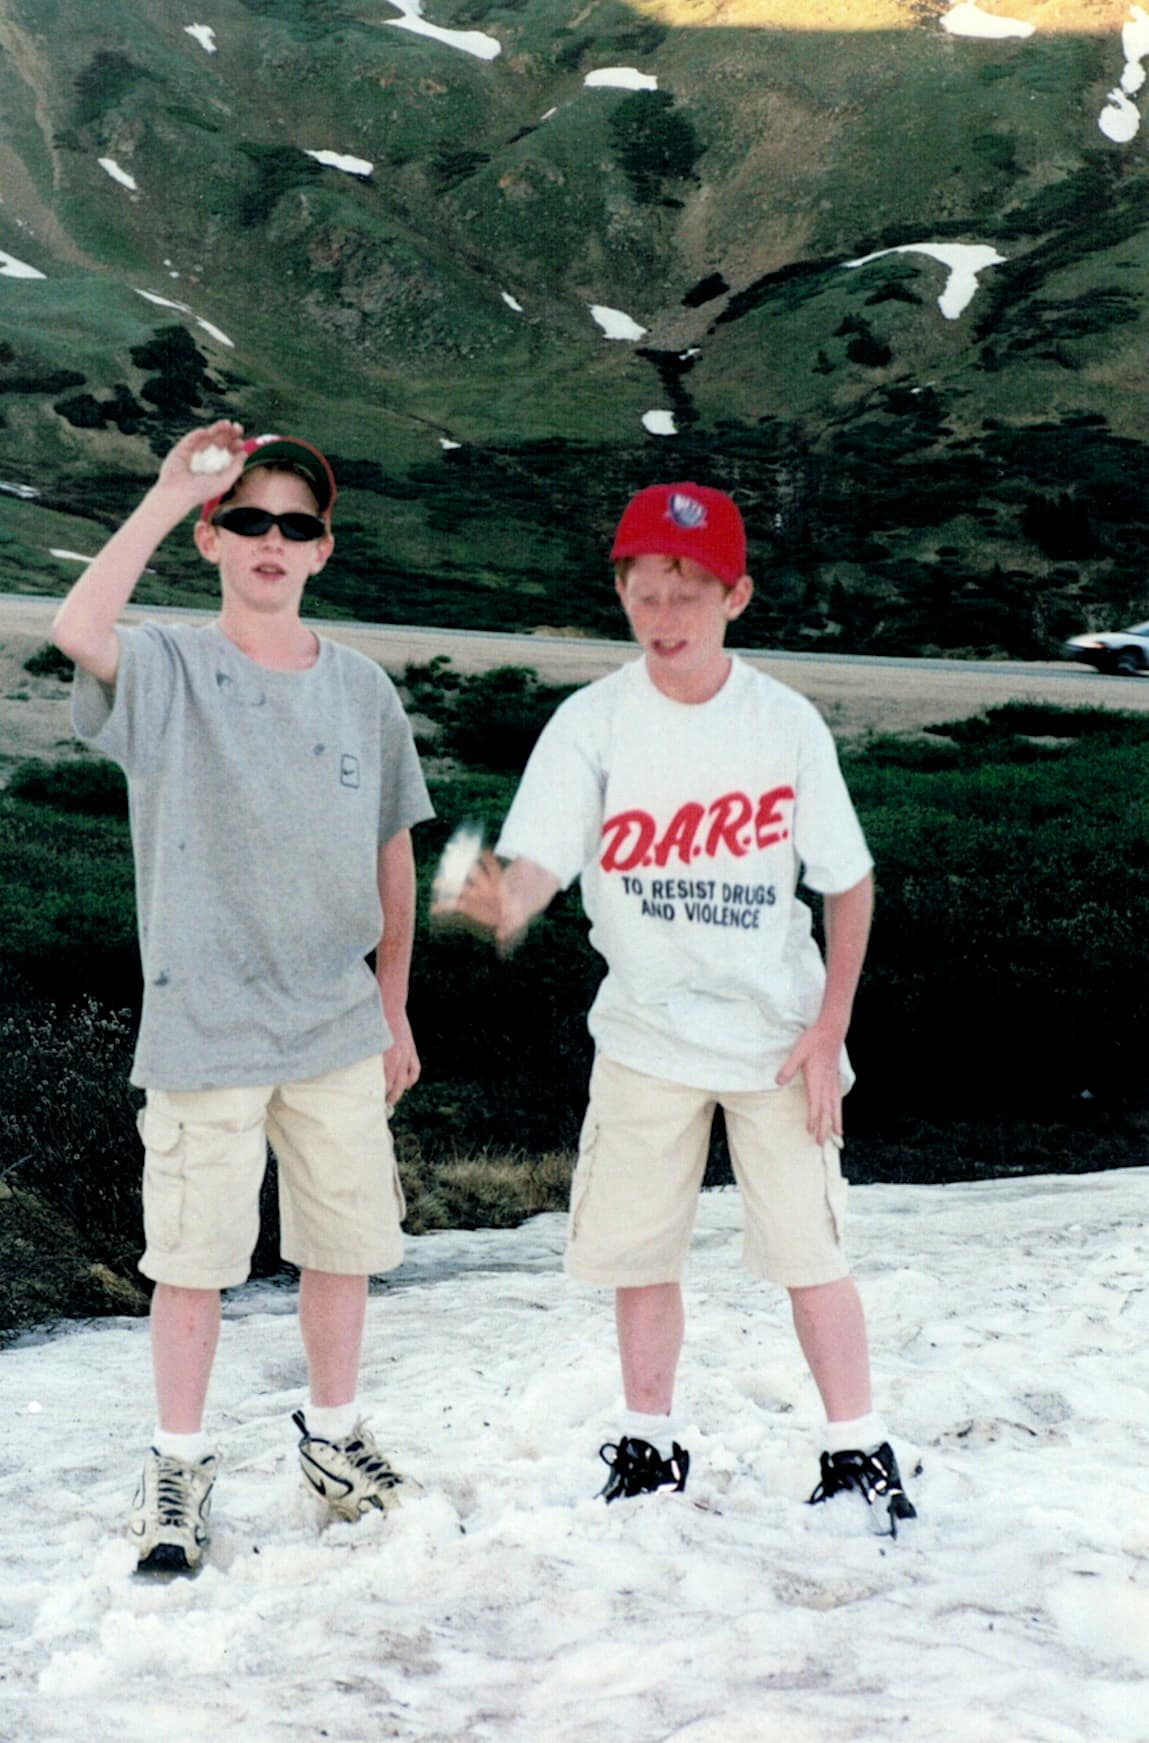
[
  {"xmin": 807, "ymin": 1440, "xmax": 917, "ymax": 1538},
  {"xmin": 598, "ymin": 1435, "xmax": 690, "ymax": 1503}
]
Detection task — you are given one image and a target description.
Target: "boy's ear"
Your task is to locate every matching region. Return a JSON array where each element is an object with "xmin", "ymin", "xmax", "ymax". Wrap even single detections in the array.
[
  {"xmin": 312, "ymin": 528, "xmax": 334, "ymax": 573},
  {"xmin": 193, "ymin": 517, "xmax": 219, "ymax": 563},
  {"xmin": 724, "ymin": 574, "xmax": 753, "ymax": 620}
]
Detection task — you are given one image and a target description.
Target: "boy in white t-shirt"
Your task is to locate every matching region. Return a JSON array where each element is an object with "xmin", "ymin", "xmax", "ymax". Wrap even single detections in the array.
[{"xmin": 438, "ymin": 482, "xmax": 915, "ymax": 1534}]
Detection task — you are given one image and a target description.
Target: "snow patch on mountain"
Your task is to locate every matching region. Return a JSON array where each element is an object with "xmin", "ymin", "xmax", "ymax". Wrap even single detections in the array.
[
  {"xmin": 133, "ymin": 289, "xmax": 188, "ymax": 312},
  {"xmin": 194, "ymin": 318, "xmax": 235, "ymax": 349},
  {"xmin": 940, "ymin": 3, "xmax": 1034, "ymax": 39},
  {"xmin": 132, "ymin": 289, "xmax": 234, "ymax": 348},
  {"xmin": 585, "ymin": 68, "xmax": 658, "ymax": 91},
  {"xmin": 0, "ymin": 249, "xmax": 45, "ymax": 279},
  {"xmin": 642, "ymin": 410, "xmax": 677, "ymax": 435},
  {"xmin": 97, "ymin": 158, "xmax": 137, "ymax": 191},
  {"xmin": 383, "ymin": 0, "xmax": 501, "ymax": 61},
  {"xmin": 1098, "ymin": 6, "xmax": 1149, "ymax": 141},
  {"xmin": 845, "ymin": 242, "xmax": 1006, "ymax": 319},
  {"xmin": 589, "ymin": 305, "xmax": 648, "ymax": 340},
  {"xmin": 305, "ymin": 150, "xmax": 374, "ymax": 177},
  {"xmin": 184, "ymin": 24, "xmax": 217, "ymax": 53}
]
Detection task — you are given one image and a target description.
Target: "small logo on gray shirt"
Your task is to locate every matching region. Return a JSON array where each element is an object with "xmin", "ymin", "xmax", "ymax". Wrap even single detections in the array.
[{"xmin": 340, "ymin": 754, "xmax": 360, "ymax": 789}]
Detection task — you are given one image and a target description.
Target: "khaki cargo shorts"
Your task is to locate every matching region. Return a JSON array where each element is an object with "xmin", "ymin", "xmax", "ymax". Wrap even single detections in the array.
[
  {"xmin": 566, "ymin": 1054, "xmax": 850, "ymax": 1289},
  {"xmin": 136, "ymin": 1054, "xmax": 405, "ymax": 1289}
]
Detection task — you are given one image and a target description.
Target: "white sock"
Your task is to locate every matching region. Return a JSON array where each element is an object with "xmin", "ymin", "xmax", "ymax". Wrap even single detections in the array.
[
  {"xmin": 153, "ymin": 1426, "xmax": 212, "ymax": 1462},
  {"xmin": 305, "ymin": 1400, "xmax": 359, "ymax": 1441},
  {"xmin": 620, "ymin": 1408, "xmax": 683, "ymax": 1449},
  {"xmin": 824, "ymin": 1412, "xmax": 887, "ymax": 1456}
]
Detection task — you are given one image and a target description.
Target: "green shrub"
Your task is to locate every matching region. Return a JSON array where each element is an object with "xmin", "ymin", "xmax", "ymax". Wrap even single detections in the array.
[
  {"xmin": 0, "ymin": 996, "xmax": 142, "ymax": 1275},
  {"xmin": 22, "ymin": 643, "xmax": 75, "ymax": 682},
  {"xmin": 0, "ymin": 776, "xmax": 137, "ymax": 1002},
  {"xmin": 73, "ymin": 50, "xmax": 153, "ymax": 128},
  {"xmin": 610, "ymin": 91, "xmax": 702, "ymax": 205},
  {"xmin": 404, "ymin": 660, "xmax": 575, "ymax": 770},
  {"xmin": 7, "ymin": 757, "xmax": 128, "ymax": 817}
]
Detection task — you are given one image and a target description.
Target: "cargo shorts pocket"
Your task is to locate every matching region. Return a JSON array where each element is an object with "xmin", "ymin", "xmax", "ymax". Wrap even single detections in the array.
[
  {"xmin": 137, "ymin": 1103, "xmax": 188, "ymax": 1253},
  {"xmin": 390, "ymin": 1155, "xmax": 407, "ymax": 1224},
  {"xmin": 568, "ymin": 1109, "xmax": 600, "ymax": 1243},
  {"xmin": 822, "ymin": 1134, "xmax": 849, "ymax": 1247}
]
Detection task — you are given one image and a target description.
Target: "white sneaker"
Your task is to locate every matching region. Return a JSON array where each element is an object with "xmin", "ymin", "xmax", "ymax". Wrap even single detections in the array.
[
  {"xmin": 292, "ymin": 1410, "xmax": 419, "ymax": 1521},
  {"xmin": 129, "ymin": 1446, "xmax": 219, "ymax": 1574}
]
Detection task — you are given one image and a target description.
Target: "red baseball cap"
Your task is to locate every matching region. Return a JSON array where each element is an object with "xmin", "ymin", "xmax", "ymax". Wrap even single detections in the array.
[
  {"xmin": 610, "ymin": 482, "xmax": 747, "ymax": 587},
  {"xmin": 200, "ymin": 434, "xmax": 337, "ymax": 520}
]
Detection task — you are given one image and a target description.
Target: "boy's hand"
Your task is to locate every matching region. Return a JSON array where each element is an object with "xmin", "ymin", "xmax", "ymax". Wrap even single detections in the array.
[
  {"xmin": 433, "ymin": 849, "xmax": 523, "ymax": 953},
  {"xmin": 383, "ymin": 1007, "xmax": 420, "ymax": 1106},
  {"xmin": 156, "ymin": 422, "xmax": 247, "ymax": 510},
  {"xmin": 776, "ymin": 1022, "xmax": 845, "ymax": 1146}
]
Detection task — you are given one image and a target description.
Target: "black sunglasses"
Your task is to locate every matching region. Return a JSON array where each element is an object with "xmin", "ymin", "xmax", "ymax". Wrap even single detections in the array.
[{"xmin": 211, "ymin": 507, "xmax": 327, "ymax": 542}]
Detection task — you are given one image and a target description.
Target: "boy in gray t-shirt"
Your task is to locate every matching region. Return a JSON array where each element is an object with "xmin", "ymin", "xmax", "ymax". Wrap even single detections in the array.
[{"xmin": 54, "ymin": 422, "xmax": 434, "ymax": 1573}]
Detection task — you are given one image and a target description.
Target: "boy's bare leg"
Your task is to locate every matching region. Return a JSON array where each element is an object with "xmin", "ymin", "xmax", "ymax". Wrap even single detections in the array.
[
  {"xmin": 616, "ymin": 1282, "xmax": 684, "ymax": 1415},
  {"xmin": 788, "ymin": 1276, "xmax": 872, "ymax": 1423},
  {"xmin": 298, "ymin": 1269, "xmax": 368, "ymax": 1408},
  {"xmin": 151, "ymin": 1284, "xmax": 222, "ymax": 1433}
]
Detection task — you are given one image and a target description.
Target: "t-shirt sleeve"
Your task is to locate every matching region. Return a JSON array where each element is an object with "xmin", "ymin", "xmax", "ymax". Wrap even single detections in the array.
[
  {"xmin": 70, "ymin": 623, "xmax": 178, "ymax": 774},
  {"xmin": 792, "ymin": 706, "xmax": 873, "ymax": 895},
  {"xmin": 495, "ymin": 695, "xmax": 605, "ymax": 888},
  {"xmin": 377, "ymin": 675, "xmax": 435, "ymax": 844}
]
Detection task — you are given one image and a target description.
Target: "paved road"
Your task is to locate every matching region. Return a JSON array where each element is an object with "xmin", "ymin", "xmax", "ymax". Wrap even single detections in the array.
[{"xmin": 3, "ymin": 592, "xmax": 1144, "ymax": 739}]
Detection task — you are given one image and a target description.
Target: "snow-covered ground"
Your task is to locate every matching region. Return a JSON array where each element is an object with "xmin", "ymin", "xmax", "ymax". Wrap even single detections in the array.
[
  {"xmin": 940, "ymin": 2, "xmax": 1034, "ymax": 40},
  {"xmin": 3, "ymin": 1170, "xmax": 1149, "ymax": 1742},
  {"xmin": 97, "ymin": 158, "xmax": 137, "ymax": 192},
  {"xmin": 383, "ymin": 0, "xmax": 501, "ymax": 62},
  {"xmin": 184, "ymin": 24, "xmax": 217, "ymax": 55},
  {"xmin": 305, "ymin": 150, "xmax": 374, "ymax": 177},
  {"xmin": 642, "ymin": 409, "xmax": 677, "ymax": 435},
  {"xmin": 589, "ymin": 304, "xmax": 648, "ymax": 340},
  {"xmin": 0, "ymin": 249, "xmax": 44, "ymax": 280},
  {"xmin": 845, "ymin": 242, "xmax": 1006, "ymax": 319},
  {"xmin": 584, "ymin": 68, "xmax": 658, "ymax": 91},
  {"xmin": 1099, "ymin": 5, "xmax": 1149, "ymax": 142},
  {"xmin": 131, "ymin": 289, "xmax": 234, "ymax": 349}
]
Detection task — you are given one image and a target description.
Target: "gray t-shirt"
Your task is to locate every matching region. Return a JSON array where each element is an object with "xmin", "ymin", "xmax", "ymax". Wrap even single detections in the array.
[{"xmin": 73, "ymin": 621, "xmax": 433, "ymax": 1090}]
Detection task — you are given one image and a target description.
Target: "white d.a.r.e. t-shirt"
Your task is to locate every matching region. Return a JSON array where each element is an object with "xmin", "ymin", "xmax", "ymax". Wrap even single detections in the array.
[{"xmin": 496, "ymin": 656, "xmax": 873, "ymax": 1092}]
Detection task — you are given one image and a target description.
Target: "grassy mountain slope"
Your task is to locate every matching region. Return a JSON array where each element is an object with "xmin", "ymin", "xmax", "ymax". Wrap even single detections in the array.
[{"xmin": 1, "ymin": 0, "xmax": 1147, "ymax": 651}]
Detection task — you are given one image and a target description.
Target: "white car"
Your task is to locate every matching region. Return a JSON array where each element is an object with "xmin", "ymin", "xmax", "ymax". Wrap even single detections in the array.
[{"xmin": 1062, "ymin": 622, "xmax": 1149, "ymax": 676}]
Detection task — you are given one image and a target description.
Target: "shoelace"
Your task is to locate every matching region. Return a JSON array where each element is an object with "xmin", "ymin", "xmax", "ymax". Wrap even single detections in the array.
[
  {"xmin": 808, "ymin": 1444, "xmax": 916, "ymax": 1538},
  {"xmin": 809, "ymin": 1450, "xmax": 892, "ymax": 1506},
  {"xmin": 341, "ymin": 1433, "xmax": 401, "ymax": 1488},
  {"xmin": 598, "ymin": 1436, "xmax": 688, "ymax": 1499},
  {"xmin": 154, "ymin": 1458, "xmax": 202, "ymax": 1526},
  {"xmin": 601, "ymin": 1439, "xmax": 660, "ymax": 1480}
]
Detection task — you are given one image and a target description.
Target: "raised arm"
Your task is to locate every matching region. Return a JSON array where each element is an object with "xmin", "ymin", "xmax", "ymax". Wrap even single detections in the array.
[
  {"xmin": 377, "ymin": 828, "xmax": 420, "ymax": 1106},
  {"xmin": 776, "ymin": 870, "xmax": 874, "ymax": 1143},
  {"xmin": 52, "ymin": 422, "xmax": 247, "ymax": 684}
]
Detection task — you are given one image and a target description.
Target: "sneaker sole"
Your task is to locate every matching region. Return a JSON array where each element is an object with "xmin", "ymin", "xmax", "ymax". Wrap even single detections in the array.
[{"xmin": 134, "ymin": 1542, "xmax": 205, "ymax": 1579}]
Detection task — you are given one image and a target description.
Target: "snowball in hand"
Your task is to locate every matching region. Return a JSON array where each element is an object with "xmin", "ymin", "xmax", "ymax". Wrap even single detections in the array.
[
  {"xmin": 189, "ymin": 444, "xmax": 234, "ymax": 476},
  {"xmin": 432, "ymin": 823, "xmax": 485, "ymax": 910}
]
